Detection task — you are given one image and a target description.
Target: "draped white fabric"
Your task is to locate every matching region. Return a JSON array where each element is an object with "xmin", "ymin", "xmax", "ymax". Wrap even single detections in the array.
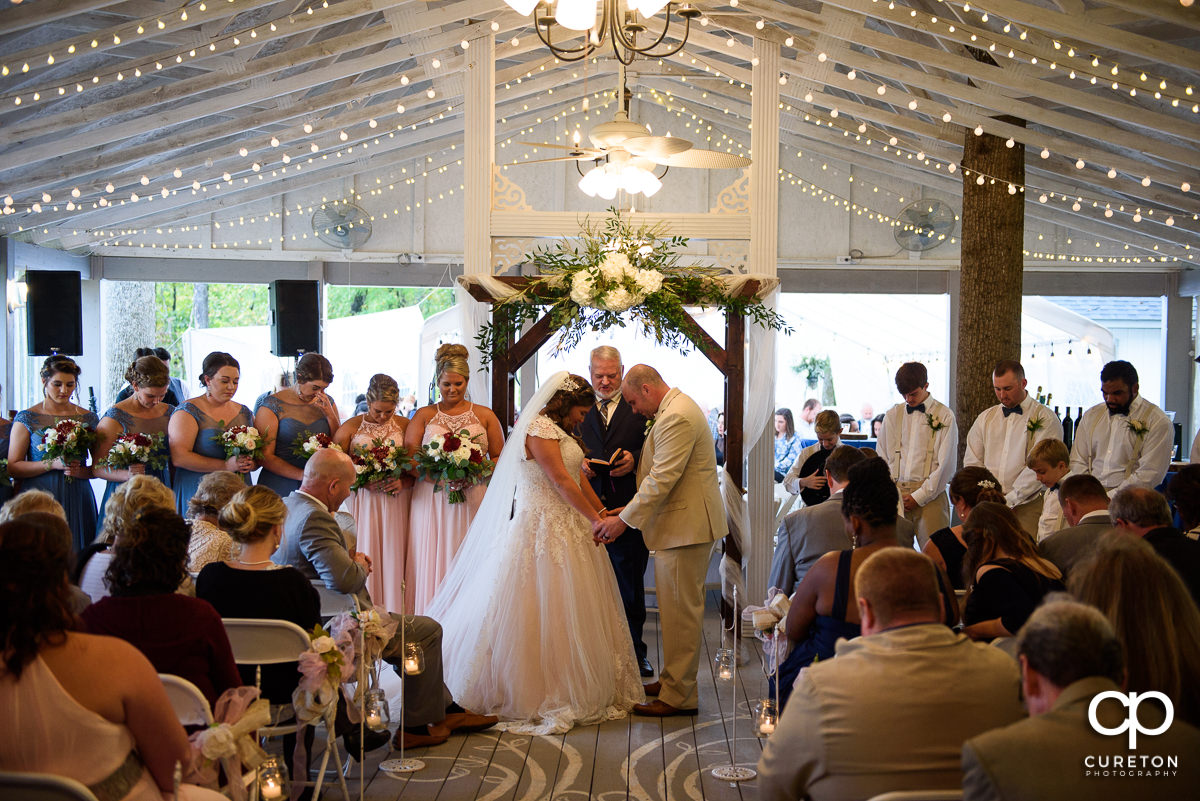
[{"xmin": 455, "ymin": 283, "xmax": 498, "ymax": 407}]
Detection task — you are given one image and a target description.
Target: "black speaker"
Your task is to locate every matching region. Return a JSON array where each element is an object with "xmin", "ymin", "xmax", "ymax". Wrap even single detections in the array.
[
  {"xmin": 269, "ymin": 279, "xmax": 321, "ymax": 357},
  {"xmin": 25, "ymin": 270, "xmax": 83, "ymax": 356}
]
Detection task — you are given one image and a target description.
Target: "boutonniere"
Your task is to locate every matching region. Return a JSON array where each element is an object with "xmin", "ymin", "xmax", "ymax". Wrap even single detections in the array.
[
  {"xmin": 1127, "ymin": 419, "xmax": 1149, "ymax": 439},
  {"xmin": 644, "ymin": 417, "xmax": 655, "ymax": 436},
  {"xmin": 1026, "ymin": 417, "xmax": 1045, "ymax": 437},
  {"xmin": 925, "ymin": 413, "xmax": 946, "ymax": 435}
]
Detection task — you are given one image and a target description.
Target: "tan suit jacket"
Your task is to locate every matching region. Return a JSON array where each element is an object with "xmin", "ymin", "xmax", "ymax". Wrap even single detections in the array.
[{"xmin": 621, "ymin": 387, "xmax": 727, "ymax": 550}]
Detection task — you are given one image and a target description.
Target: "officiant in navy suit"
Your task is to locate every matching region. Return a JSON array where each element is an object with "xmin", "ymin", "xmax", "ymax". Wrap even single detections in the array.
[{"xmin": 579, "ymin": 346, "xmax": 654, "ymax": 677}]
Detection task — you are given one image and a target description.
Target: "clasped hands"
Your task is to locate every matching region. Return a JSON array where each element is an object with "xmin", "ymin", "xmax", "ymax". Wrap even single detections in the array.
[{"xmin": 593, "ymin": 513, "xmax": 627, "ymax": 546}]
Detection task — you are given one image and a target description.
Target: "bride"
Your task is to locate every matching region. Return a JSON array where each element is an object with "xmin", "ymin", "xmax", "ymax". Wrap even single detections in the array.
[{"xmin": 426, "ymin": 371, "xmax": 644, "ymax": 734}]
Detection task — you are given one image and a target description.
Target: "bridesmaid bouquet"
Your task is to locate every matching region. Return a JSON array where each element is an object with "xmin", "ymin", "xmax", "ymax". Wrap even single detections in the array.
[
  {"xmin": 413, "ymin": 429, "xmax": 495, "ymax": 504},
  {"xmin": 349, "ymin": 438, "xmax": 411, "ymax": 494},
  {"xmin": 102, "ymin": 432, "xmax": 167, "ymax": 470},
  {"xmin": 38, "ymin": 419, "xmax": 97, "ymax": 482},
  {"xmin": 292, "ymin": 430, "xmax": 342, "ymax": 462},
  {"xmin": 215, "ymin": 425, "xmax": 266, "ymax": 460}
]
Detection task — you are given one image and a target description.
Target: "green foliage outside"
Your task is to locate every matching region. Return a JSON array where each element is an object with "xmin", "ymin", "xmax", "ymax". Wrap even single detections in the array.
[
  {"xmin": 792, "ymin": 355, "xmax": 837, "ymax": 405},
  {"xmin": 325, "ymin": 286, "xmax": 454, "ymax": 319}
]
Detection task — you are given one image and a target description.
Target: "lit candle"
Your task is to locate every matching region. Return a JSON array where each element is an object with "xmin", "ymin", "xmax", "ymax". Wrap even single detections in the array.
[
  {"xmin": 718, "ymin": 666, "xmax": 733, "ymax": 680},
  {"xmin": 366, "ymin": 710, "xmax": 383, "ymax": 729},
  {"xmin": 759, "ymin": 720, "xmax": 776, "ymax": 736},
  {"xmin": 404, "ymin": 657, "xmax": 421, "ymax": 674},
  {"xmin": 261, "ymin": 781, "xmax": 282, "ymax": 799}
]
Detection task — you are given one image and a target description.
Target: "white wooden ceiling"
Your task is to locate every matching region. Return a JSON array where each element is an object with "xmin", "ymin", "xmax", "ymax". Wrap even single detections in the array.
[{"xmin": 1, "ymin": 0, "xmax": 1197, "ymax": 264}]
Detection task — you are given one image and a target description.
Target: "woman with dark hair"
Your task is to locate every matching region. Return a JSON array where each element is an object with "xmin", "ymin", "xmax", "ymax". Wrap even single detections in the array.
[
  {"xmin": 0, "ymin": 513, "xmax": 224, "ymax": 801},
  {"xmin": 254, "ymin": 352, "xmax": 341, "ymax": 498},
  {"xmin": 773, "ymin": 407, "xmax": 803, "ymax": 482},
  {"xmin": 80, "ymin": 507, "xmax": 240, "ymax": 706},
  {"xmin": 94, "ymin": 355, "xmax": 175, "ymax": 531},
  {"xmin": 774, "ymin": 457, "xmax": 957, "ymax": 709},
  {"xmin": 1167, "ymin": 464, "xmax": 1200, "ymax": 539},
  {"xmin": 961, "ymin": 502, "xmax": 1064, "ymax": 641},
  {"xmin": 924, "ymin": 466, "xmax": 1006, "ymax": 590},
  {"xmin": 334, "ymin": 373, "xmax": 410, "ymax": 611},
  {"xmin": 8, "ymin": 355, "xmax": 101, "ymax": 552},
  {"xmin": 169, "ymin": 351, "xmax": 256, "ymax": 517},
  {"xmin": 426, "ymin": 372, "xmax": 641, "ymax": 733},
  {"xmin": 871, "ymin": 413, "xmax": 885, "ymax": 439}
]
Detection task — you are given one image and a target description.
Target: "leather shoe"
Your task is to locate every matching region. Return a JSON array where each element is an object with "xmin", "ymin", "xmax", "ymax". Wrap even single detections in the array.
[
  {"xmin": 342, "ymin": 725, "xmax": 390, "ymax": 756},
  {"xmin": 639, "ymin": 657, "xmax": 654, "ymax": 677},
  {"xmin": 441, "ymin": 711, "xmax": 499, "ymax": 734},
  {"xmin": 643, "ymin": 681, "xmax": 661, "ymax": 697},
  {"xmin": 633, "ymin": 699, "xmax": 698, "ymax": 717},
  {"xmin": 392, "ymin": 727, "xmax": 450, "ymax": 750}
]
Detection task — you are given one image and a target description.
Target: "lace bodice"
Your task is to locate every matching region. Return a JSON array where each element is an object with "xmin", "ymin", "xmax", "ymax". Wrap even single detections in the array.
[
  {"xmin": 14, "ymin": 409, "xmax": 101, "ymax": 462},
  {"xmin": 351, "ymin": 414, "xmax": 406, "ymax": 449},
  {"xmin": 514, "ymin": 416, "xmax": 588, "ymax": 566},
  {"xmin": 422, "ymin": 407, "xmax": 488, "ymax": 449}
]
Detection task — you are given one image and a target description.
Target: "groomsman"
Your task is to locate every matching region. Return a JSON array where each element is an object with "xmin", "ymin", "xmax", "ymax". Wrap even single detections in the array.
[
  {"xmin": 1069, "ymin": 360, "xmax": 1173, "ymax": 493},
  {"xmin": 877, "ymin": 362, "xmax": 957, "ymax": 547},
  {"xmin": 578, "ymin": 346, "xmax": 653, "ymax": 678},
  {"xmin": 594, "ymin": 365, "xmax": 727, "ymax": 717},
  {"xmin": 964, "ymin": 360, "xmax": 1063, "ymax": 536}
]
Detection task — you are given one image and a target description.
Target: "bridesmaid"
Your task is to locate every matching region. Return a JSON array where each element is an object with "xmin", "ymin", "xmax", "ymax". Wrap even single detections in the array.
[
  {"xmin": 0, "ymin": 385, "xmax": 13, "ymax": 508},
  {"xmin": 7, "ymin": 356, "xmax": 101, "ymax": 552},
  {"xmin": 255, "ymin": 353, "xmax": 340, "ymax": 498},
  {"xmin": 334, "ymin": 373, "xmax": 410, "ymax": 611},
  {"xmin": 169, "ymin": 352, "xmax": 256, "ymax": 517},
  {"xmin": 405, "ymin": 344, "xmax": 503, "ymax": 613},
  {"xmin": 93, "ymin": 355, "xmax": 175, "ymax": 531}
]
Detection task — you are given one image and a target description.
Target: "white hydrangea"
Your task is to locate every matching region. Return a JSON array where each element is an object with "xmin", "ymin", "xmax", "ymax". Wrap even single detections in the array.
[
  {"xmin": 602, "ymin": 287, "xmax": 638, "ymax": 312},
  {"xmin": 312, "ymin": 635, "xmax": 336, "ymax": 654},
  {"xmin": 599, "ymin": 251, "xmax": 633, "ymax": 282},
  {"xmin": 570, "ymin": 270, "xmax": 596, "ymax": 305},
  {"xmin": 633, "ymin": 268, "xmax": 663, "ymax": 295}
]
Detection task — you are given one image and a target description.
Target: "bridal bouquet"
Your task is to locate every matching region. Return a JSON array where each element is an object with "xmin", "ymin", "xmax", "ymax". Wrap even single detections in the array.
[
  {"xmin": 102, "ymin": 431, "xmax": 167, "ymax": 470},
  {"xmin": 349, "ymin": 438, "xmax": 411, "ymax": 494},
  {"xmin": 215, "ymin": 425, "xmax": 266, "ymax": 460},
  {"xmin": 292, "ymin": 430, "xmax": 342, "ymax": 462},
  {"xmin": 412, "ymin": 429, "xmax": 495, "ymax": 504},
  {"xmin": 38, "ymin": 419, "xmax": 97, "ymax": 481}
]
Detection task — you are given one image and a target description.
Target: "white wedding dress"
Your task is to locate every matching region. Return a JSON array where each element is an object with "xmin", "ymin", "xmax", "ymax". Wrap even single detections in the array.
[{"xmin": 426, "ymin": 410, "xmax": 643, "ymax": 734}]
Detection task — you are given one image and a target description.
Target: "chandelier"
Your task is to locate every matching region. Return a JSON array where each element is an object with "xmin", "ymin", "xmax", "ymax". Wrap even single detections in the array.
[{"xmin": 502, "ymin": 0, "xmax": 701, "ymax": 64}]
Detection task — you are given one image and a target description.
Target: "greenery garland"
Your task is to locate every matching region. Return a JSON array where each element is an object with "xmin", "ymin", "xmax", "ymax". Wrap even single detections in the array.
[{"xmin": 476, "ymin": 209, "xmax": 791, "ymax": 366}]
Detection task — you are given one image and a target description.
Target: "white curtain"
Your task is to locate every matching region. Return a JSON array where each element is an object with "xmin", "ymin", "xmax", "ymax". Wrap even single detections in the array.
[{"xmin": 455, "ymin": 283, "xmax": 493, "ymax": 407}]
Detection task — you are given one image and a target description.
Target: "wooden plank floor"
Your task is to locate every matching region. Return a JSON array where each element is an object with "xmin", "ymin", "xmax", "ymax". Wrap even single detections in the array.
[{"xmin": 326, "ymin": 591, "xmax": 770, "ymax": 801}]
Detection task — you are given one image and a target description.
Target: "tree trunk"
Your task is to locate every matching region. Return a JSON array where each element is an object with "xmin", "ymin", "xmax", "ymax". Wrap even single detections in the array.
[
  {"xmin": 100, "ymin": 281, "xmax": 156, "ymax": 407},
  {"xmin": 192, "ymin": 283, "xmax": 210, "ymax": 329},
  {"xmin": 957, "ymin": 115, "xmax": 1026, "ymax": 463}
]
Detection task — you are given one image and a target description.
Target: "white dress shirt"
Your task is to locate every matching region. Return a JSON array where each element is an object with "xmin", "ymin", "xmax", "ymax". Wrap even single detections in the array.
[
  {"xmin": 877, "ymin": 396, "xmax": 958, "ymax": 507},
  {"xmin": 1036, "ymin": 483, "xmax": 1066, "ymax": 542},
  {"xmin": 782, "ymin": 440, "xmax": 839, "ymax": 496},
  {"xmin": 1069, "ymin": 395, "xmax": 1173, "ymax": 491},
  {"xmin": 964, "ymin": 394, "xmax": 1064, "ymax": 507}
]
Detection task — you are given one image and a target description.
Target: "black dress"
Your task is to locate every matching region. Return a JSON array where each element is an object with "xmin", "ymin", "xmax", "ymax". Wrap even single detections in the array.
[
  {"xmin": 195, "ymin": 562, "xmax": 321, "ymax": 704},
  {"xmin": 963, "ymin": 558, "xmax": 1065, "ymax": 636},
  {"xmin": 929, "ymin": 526, "xmax": 968, "ymax": 590}
]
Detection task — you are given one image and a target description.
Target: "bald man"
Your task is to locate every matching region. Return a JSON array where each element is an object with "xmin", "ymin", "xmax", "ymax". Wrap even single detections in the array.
[
  {"xmin": 593, "ymin": 365, "xmax": 727, "ymax": 716},
  {"xmin": 274, "ymin": 449, "xmax": 497, "ymax": 750}
]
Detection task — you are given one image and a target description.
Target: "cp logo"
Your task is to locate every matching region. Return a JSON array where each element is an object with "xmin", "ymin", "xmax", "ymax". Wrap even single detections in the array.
[{"xmin": 1088, "ymin": 691, "xmax": 1174, "ymax": 749}]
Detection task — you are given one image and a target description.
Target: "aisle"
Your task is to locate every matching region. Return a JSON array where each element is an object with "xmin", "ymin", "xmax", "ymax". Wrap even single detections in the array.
[{"xmin": 335, "ymin": 590, "xmax": 770, "ymax": 801}]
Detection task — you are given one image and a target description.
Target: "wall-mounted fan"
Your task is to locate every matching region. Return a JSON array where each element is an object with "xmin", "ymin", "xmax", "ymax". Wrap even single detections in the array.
[
  {"xmin": 893, "ymin": 199, "xmax": 958, "ymax": 252},
  {"xmin": 311, "ymin": 203, "xmax": 372, "ymax": 250}
]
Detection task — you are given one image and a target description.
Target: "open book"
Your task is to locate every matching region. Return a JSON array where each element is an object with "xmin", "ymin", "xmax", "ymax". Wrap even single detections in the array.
[{"xmin": 586, "ymin": 449, "xmax": 625, "ymax": 478}]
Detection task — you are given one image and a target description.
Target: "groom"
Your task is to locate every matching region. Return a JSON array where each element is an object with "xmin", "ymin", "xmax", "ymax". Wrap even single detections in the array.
[{"xmin": 593, "ymin": 365, "xmax": 727, "ymax": 716}]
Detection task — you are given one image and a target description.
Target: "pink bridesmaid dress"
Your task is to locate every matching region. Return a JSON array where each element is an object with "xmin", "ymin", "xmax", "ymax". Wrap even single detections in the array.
[
  {"xmin": 346, "ymin": 414, "xmax": 411, "ymax": 612},
  {"xmin": 406, "ymin": 406, "xmax": 489, "ymax": 614}
]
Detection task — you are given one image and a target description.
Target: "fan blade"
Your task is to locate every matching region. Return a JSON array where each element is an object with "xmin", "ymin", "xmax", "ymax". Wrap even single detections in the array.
[
  {"xmin": 622, "ymin": 135, "xmax": 694, "ymax": 159},
  {"xmin": 517, "ymin": 141, "xmax": 605, "ymax": 156},
  {"xmin": 504, "ymin": 155, "xmax": 600, "ymax": 166},
  {"xmin": 649, "ymin": 149, "xmax": 751, "ymax": 169}
]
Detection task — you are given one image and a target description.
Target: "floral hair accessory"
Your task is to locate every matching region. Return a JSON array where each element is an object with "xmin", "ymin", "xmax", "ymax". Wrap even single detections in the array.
[
  {"xmin": 561, "ymin": 376, "xmax": 583, "ymax": 392},
  {"xmin": 977, "ymin": 479, "xmax": 996, "ymax": 489}
]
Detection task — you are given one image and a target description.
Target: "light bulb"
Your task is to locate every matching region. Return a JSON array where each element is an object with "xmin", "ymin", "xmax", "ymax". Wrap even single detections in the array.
[{"xmin": 556, "ymin": 0, "xmax": 597, "ymax": 31}]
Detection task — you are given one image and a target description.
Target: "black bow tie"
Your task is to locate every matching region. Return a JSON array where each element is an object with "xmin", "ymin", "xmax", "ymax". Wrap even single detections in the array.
[
  {"xmin": 1108, "ymin": 404, "xmax": 1131, "ymax": 417},
  {"xmin": 1002, "ymin": 405, "xmax": 1024, "ymax": 418},
  {"xmin": 906, "ymin": 403, "xmax": 926, "ymax": 415},
  {"xmin": 1051, "ymin": 483, "xmax": 1061, "ymax": 492}
]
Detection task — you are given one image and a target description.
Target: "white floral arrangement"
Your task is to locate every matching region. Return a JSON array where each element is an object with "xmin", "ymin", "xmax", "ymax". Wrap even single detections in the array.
[
  {"xmin": 215, "ymin": 425, "xmax": 266, "ymax": 460},
  {"xmin": 1127, "ymin": 419, "xmax": 1149, "ymax": 439},
  {"xmin": 413, "ymin": 428, "xmax": 495, "ymax": 504}
]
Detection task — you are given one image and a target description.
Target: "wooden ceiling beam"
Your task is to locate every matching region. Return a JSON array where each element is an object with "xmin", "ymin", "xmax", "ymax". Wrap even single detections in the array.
[{"xmin": 0, "ymin": 0, "xmax": 129, "ymax": 36}]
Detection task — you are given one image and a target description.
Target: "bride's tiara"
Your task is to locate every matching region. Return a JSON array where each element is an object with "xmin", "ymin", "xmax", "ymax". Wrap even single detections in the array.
[{"xmin": 561, "ymin": 376, "xmax": 583, "ymax": 392}]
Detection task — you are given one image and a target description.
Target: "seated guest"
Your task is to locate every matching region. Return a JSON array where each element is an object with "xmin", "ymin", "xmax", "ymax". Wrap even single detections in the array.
[
  {"xmin": 839, "ymin": 413, "xmax": 858, "ymax": 433},
  {"xmin": 0, "ymin": 513, "xmax": 224, "ymax": 801},
  {"xmin": 1027, "ymin": 438, "xmax": 1072, "ymax": 541},
  {"xmin": 185, "ymin": 470, "xmax": 247, "ymax": 573},
  {"xmin": 924, "ymin": 466, "xmax": 1006, "ymax": 590},
  {"xmin": 774, "ymin": 458, "xmax": 954, "ymax": 710},
  {"xmin": 1110, "ymin": 486, "xmax": 1200, "ymax": 605},
  {"xmin": 770, "ymin": 445, "xmax": 863, "ymax": 595},
  {"xmin": 1166, "ymin": 464, "xmax": 1200, "ymax": 540},
  {"xmin": 77, "ymin": 475, "xmax": 175, "ymax": 603},
  {"xmin": 961, "ymin": 503, "xmax": 1064, "ymax": 641},
  {"xmin": 273, "ymin": 448, "xmax": 498, "ymax": 750},
  {"xmin": 714, "ymin": 411, "xmax": 726, "ymax": 467},
  {"xmin": 1071, "ymin": 532, "xmax": 1200, "ymax": 726},
  {"xmin": 80, "ymin": 507, "xmax": 241, "ymax": 707},
  {"xmin": 757, "ymin": 549, "xmax": 1024, "ymax": 801},
  {"xmin": 773, "ymin": 407, "xmax": 804, "ymax": 482},
  {"xmin": 870, "ymin": 413, "xmax": 884, "ymax": 439},
  {"xmin": 781, "ymin": 410, "xmax": 842, "ymax": 505},
  {"xmin": 1037, "ymin": 474, "xmax": 1112, "ymax": 579},
  {"xmin": 963, "ymin": 598, "xmax": 1200, "ymax": 799},
  {"xmin": 0, "ymin": 488, "xmax": 65, "ymax": 522}
]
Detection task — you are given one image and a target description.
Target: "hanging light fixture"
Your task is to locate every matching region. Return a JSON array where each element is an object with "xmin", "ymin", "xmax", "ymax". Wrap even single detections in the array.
[
  {"xmin": 502, "ymin": 0, "xmax": 701, "ymax": 64},
  {"xmin": 577, "ymin": 150, "xmax": 663, "ymax": 199}
]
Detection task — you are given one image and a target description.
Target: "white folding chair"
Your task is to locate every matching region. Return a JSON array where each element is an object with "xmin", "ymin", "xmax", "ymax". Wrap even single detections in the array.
[
  {"xmin": 222, "ymin": 619, "xmax": 350, "ymax": 801},
  {"xmin": 159, "ymin": 673, "xmax": 213, "ymax": 727},
  {"xmin": 0, "ymin": 771, "xmax": 99, "ymax": 801},
  {"xmin": 312, "ymin": 582, "xmax": 360, "ymax": 620},
  {"xmin": 865, "ymin": 791, "xmax": 963, "ymax": 801}
]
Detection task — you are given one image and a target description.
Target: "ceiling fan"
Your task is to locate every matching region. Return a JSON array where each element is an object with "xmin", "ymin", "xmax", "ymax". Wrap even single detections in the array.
[{"xmin": 513, "ymin": 64, "xmax": 751, "ymax": 198}]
